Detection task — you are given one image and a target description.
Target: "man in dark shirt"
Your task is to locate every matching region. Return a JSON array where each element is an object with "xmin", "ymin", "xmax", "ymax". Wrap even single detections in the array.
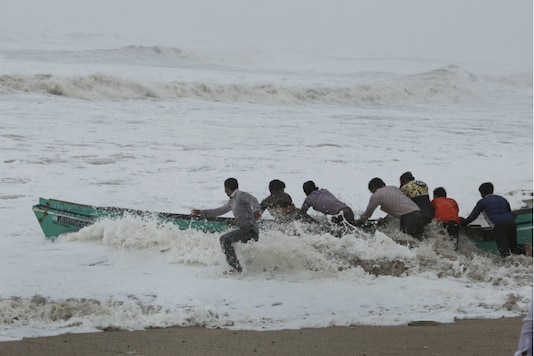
[
  {"xmin": 260, "ymin": 179, "xmax": 316, "ymax": 224},
  {"xmin": 399, "ymin": 171, "xmax": 434, "ymax": 225},
  {"xmin": 260, "ymin": 180, "xmax": 296, "ymax": 221},
  {"xmin": 460, "ymin": 182, "xmax": 526, "ymax": 257}
]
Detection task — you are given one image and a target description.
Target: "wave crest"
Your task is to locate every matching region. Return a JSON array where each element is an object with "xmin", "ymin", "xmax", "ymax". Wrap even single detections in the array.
[
  {"xmin": 0, "ymin": 65, "xmax": 482, "ymax": 105},
  {"xmin": 0, "ymin": 73, "xmax": 158, "ymax": 99},
  {"xmin": 0, "ymin": 294, "xmax": 233, "ymax": 341}
]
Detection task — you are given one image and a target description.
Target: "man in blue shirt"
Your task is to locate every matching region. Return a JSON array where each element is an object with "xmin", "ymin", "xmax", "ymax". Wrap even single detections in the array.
[
  {"xmin": 460, "ymin": 182, "xmax": 526, "ymax": 257},
  {"xmin": 192, "ymin": 178, "xmax": 261, "ymax": 272}
]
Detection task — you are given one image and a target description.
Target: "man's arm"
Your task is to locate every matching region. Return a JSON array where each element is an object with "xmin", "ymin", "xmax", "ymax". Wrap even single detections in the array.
[
  {"xmin": 192, "ymin": 200, "xmax": 231, "ymax": 217},
  {"xmin": 300, "ymin": 196, "xmax": 312, "ymax": 213},
  {"xmin": 259, "ymin": 196, "xmax": 270, "ymax": 213},
  {"xmin": 460, "ymin": 200, "xmax": 484, "ymax": 225},
  {"xmin": 360, "ymin": 194, "xmax": 380, "ymax": 221},
  {"xmin": 241, "ymin": 192, "xmax": 262, "ymax": 220}
]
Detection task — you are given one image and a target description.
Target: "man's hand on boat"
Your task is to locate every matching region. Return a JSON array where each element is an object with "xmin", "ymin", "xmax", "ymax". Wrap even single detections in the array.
[
  {"xmin": 376, "ymin": 217, "xmax": 390, "ymax": 227},
  {"xmin": 353, "ymin": 218, "xmax": 384, "ymax": 228}
]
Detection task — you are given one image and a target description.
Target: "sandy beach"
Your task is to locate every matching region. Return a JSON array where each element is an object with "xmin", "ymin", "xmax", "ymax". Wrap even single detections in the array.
[{"xmin": 0, "ymin": 317, "xmax": 526, "ymax": 356}]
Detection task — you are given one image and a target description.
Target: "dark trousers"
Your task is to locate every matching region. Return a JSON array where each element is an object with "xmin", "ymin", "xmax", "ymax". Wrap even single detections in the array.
[
  {"xmin": 220, "ymin": 227, "xmax": 258, "ymax": 271},
  {"xmin": 442, "ymin": 221, "xmax": 460, "ymax": 249},
  {"xmin": 493, "ymin": 220, "xmax": 525, "ymax": 258},
  {"xmin": 400, "ymin": 210, "xmax": 425, "ymax": 240},
  {"xmin": 331, "ymin": 207, "xmax": 355, "ymax": 225}
]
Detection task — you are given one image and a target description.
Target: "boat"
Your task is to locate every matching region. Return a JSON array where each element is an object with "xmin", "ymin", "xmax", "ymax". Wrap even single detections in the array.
[
  {"xmin": 462, "ymin": 207, "xmax": 533, "ymax": 255},
  {"xmin": 33, "ymin": 198, "xmax": 377, "ymax": 240},
  {"xmin": 34, "ymin": 198, "xmax": 533, "ymax": 255},
  {"xmin": 32, "ymin": 198, "xmax": 235, "ymax": 239}
]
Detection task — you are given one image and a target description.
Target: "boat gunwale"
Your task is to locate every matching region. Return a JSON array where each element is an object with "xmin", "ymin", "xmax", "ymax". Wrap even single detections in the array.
[{"xmin": 37, "ymin": 198, "xmax": 236, "ymax": 225}]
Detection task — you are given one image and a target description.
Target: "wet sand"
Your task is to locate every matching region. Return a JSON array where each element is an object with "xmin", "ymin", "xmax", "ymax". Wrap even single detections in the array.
[{"xmin": 0, "ymin": 317, "xmax": 525, "ymax": 356}]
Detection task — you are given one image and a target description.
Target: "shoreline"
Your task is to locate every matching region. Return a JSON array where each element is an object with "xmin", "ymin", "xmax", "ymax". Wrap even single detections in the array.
[{"xmin": 0, "ymin": 317, "xmax": 525, "ymax": 355}]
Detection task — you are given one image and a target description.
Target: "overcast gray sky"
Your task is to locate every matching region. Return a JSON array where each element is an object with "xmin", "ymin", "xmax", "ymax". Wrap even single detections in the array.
[{"xmin": 3, "ymin": 0, "xmax": 532, "ymax": 70}]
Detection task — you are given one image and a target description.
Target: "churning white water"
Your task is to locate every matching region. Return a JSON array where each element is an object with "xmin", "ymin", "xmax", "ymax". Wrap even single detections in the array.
[{"xmin": 0, "ymin": 1, "xmax": 532, "ymax": 341}]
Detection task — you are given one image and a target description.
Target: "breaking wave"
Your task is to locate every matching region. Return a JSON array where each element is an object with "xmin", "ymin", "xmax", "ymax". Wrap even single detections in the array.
[
  {"xmin": 63, "ymin": 216, "xmax": 532, "ymax": 284},
  {"xmin": 1, "ymin": 217, "xmax": 531, "ymax": 340},
  {"xmin": 0, "ymin": 65, "xmax": 482, "ymax": 105},
  {"xmin": 0, "ymin": 294, "xmax": 235, "ymax": 339}
]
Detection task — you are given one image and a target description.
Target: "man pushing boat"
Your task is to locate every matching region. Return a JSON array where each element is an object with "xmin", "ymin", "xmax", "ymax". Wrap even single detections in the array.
[
  {"xmin": 191, "ymin": 178, "xmax": 261, "ymax": 273},
  {"xmin": 460, "ymin": 182, "xmax": 528, "ymax": 258}
]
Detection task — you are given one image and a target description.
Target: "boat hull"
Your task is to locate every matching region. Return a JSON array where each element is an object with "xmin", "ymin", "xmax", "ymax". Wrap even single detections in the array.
[
  {"xmin": 32, "ymin": 198, "xmax": 378, "ymax": 240},
  {"xmin": 33, "ymin": 198, "xmax": 234, "ymax": 239}
]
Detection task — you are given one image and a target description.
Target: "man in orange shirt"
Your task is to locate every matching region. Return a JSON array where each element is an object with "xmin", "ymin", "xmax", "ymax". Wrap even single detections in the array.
[{"xmin": 431, "ymin": 187, "xmax": 460, "ymax": 246}]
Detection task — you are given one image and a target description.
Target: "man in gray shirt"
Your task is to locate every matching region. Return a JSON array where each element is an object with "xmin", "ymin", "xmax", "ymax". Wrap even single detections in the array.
[
  {"xmin": 355, "ymin": 177, "xmax": 424, "ymax": 239},
  {"xmin": 192, "ymin": 178, "xmax": 261, "ymax": 272}
]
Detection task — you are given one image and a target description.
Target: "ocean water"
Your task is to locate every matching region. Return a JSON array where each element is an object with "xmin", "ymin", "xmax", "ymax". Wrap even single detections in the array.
[{"xmin": 0, "ymin": 29, "xmax": 532, "ymax": 341}]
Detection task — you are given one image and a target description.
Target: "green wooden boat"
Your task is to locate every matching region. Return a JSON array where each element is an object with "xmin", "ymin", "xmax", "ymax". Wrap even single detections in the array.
[
  {"xmin": 462, "ymin": 207, "xmax": 533, "ymax": 255},
  {"xmin": 32, "ymin": 198, "xmax": 235, "ymax": 239},
  {"xmin": 32, "ymin": 198, "xmax": 378, "ymax": 240},
  {"xmin": 33, "ymin": 198, "xmax": 532, "ymax": 256}
]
